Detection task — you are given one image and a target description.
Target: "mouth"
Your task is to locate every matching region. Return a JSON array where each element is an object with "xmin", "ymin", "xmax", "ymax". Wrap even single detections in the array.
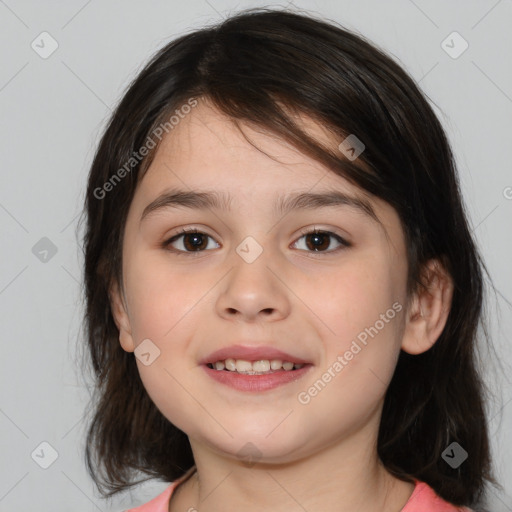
[
  {"xmin": 206, "ymin": 358, "xmax": 306, "ymax": 375},
  {"xmin": 200, "ymin": 345, "xmax": 313, "ymax": 392}
]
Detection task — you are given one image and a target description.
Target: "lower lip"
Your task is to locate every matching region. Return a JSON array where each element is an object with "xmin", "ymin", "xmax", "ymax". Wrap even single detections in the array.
[{"xmin": 202, "ymin": 364, "xmax": 313, "ymax": 392}]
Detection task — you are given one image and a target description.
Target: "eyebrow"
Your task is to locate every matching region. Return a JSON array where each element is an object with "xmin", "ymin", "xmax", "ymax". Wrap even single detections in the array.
[{"xmin": 140, "ymin": 188, "xmax": 381, "ymax": 225}]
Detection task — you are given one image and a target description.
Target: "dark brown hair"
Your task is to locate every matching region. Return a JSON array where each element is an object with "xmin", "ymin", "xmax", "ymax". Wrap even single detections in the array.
[{"xmin": 78, "ymin": 7, "xmax": 503, "ymax": 508}]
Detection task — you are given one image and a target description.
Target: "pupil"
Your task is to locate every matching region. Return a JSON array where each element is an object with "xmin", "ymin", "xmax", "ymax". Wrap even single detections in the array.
[
  {"xmin": 185, "ymin": 233, "xmax": 206, "ymax": 251},
  {"xmin": 308, "ymin": 233, "xmax": 328, "ymax": 251}
]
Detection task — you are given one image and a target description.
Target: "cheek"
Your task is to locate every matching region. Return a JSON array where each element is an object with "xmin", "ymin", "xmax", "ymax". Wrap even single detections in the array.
[
  {"xmin": 124, "ymin": 250, "xmax": 212, "ymax": 341},
  {"xmin": 123, "ymin": 252, "xmax": 216, "ymax": 432},
  {"xmin": 305, "ymin": 255, "xmax": 404, "ymax": 387},
  {"xmin": 135, "ymin": 355, "xmax": 204, "ymax": 438},
  {"xmin": 308, "ymin": 254, "xmax": 402, "ymax": 339},
  {"xmin": 292, "ymin": 264, "xmax": 403, "ymax": 444}
]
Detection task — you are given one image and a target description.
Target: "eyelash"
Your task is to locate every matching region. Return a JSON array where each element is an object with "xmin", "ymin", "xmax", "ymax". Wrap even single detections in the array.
[{"xmin": 162, "ymin": 226, "xmax": 351, "ymax": 257}]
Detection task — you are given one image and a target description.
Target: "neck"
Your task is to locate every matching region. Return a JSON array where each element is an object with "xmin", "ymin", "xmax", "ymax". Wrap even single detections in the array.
[{"xmin": 171, "ymin": 419, "xmax": 415, "ymax": 512}]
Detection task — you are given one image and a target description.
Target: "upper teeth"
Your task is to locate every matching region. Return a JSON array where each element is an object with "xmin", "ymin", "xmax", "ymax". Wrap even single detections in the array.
[{"xmin": 211, "ymin": 358, "xmax": 304, "ymax": 373}]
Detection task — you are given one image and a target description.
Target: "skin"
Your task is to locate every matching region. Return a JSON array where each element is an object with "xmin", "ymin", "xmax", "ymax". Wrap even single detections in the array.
[{"xmin": 110, "ymin": 98, "xmax": 454, "ymax": 512}]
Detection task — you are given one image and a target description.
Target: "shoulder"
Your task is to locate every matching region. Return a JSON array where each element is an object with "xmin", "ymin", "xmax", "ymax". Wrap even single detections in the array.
[
  {"xmin": 123, "ymin": 484, "xmax": 176, "ymax": 512},
  {"xmin": 124, "ymin": 466, "xmax": 197, "ymax": 512},
  {"xmin": 401, "ymin": 481, "xmax": 476, "ymax": 512}
]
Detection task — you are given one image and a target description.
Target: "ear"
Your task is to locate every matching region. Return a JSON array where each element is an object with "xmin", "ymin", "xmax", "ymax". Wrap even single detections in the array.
[
  {"xmin": 401, "ymin": 258, "xmax": 454, "ymax": 355},
  {"xmin": 109, "ymin": 280, "xmax": 135, "ymax": 353}
]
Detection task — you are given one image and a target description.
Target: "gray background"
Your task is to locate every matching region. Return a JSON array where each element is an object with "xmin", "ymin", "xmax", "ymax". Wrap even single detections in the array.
[{"xmin": 0, "ymin": 0, "xmax": 511, "ymax": 510}]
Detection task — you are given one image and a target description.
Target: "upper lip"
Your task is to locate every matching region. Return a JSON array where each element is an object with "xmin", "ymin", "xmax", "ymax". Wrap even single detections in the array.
[{"xmin": 200, "ymin": 345, "xmax": 312, "ymax": 365}]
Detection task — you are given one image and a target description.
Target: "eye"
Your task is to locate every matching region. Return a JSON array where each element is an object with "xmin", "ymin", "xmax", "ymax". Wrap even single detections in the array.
[
  {"xmin": 292, "ymin": 227, "xmax": 351, "ymax": 254},
  {"xmin": 163, "ymin": 226, "xmax": 350, "ymax": 256},
  {"xmin": 163, "ymin": 228, "xmax": 220, "ymax": 255}
]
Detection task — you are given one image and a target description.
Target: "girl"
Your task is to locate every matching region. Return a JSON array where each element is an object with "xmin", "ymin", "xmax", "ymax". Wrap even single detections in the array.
[{"xmin": 80, "ymin": 7, "xmax": 501, "ymax": 512}]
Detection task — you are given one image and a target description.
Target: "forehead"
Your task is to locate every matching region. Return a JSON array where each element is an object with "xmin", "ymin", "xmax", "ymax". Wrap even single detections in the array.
[
  {"xmin": 141, "ymin": 100, "xmax": 368, "ymax": 197},
  {"xmin": 131, "ymin": 100, "xmax": 402, "ymax": 242}
]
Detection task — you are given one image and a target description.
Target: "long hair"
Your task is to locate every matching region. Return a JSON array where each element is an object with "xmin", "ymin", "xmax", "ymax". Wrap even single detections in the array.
[{"xmin": 78, "ymin": 7, "xmax": 502, "ymax": 507}]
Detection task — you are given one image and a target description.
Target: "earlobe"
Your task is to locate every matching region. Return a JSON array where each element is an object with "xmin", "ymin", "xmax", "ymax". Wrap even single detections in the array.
[
  {"xmin": 109, "ymin": 280, "xmax": 135, "ymax": 353},
  {"xmin": 400, "ymin": 259, "xmax": 454, "ymax": 355}
]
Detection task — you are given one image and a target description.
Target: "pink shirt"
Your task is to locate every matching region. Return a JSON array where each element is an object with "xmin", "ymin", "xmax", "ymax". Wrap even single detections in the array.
[{"xmin": 125, "ymin": 470, "xmax": 474, "ymax": 512}]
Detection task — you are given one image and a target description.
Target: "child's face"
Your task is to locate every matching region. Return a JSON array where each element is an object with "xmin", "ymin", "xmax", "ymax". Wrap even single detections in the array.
[{"xmin": 111, "ymin": 99, "xmax": 413, "ymax": 464}]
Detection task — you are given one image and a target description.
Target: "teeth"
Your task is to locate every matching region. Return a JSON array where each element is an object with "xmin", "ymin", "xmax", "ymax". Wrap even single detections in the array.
[
  {"xmin": 225, "ymin": 358, "xmax": 236, "ymax": 371},
  {"xmin": 209, "ymin": 358, "xmax": 305, "ymax": 373},
  {"xmin": 235, "ymin": 359, "xmax": 253, "ymax": 372},
  {"xmin": 253, "ymin": 360, "xmax": 270, "ymax": 372}
]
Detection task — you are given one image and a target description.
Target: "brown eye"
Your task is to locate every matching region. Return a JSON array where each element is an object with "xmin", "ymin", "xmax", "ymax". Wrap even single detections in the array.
[
  {"xmin": 162, "ymin": 227, "xmax": 350, "ymax": 256},
  {"xmin": 164, "ymin": 229, "xmax": 219, "ymax": 254},
  {"xmin": 292, "ymin": 229, "xmax": 350, "ymax": 253}
]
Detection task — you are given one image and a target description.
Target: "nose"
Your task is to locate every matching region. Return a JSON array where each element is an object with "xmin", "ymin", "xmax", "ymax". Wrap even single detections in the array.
[{"xmin": 215, "ymin": 251, "xmax": 291, "ymax": 323}]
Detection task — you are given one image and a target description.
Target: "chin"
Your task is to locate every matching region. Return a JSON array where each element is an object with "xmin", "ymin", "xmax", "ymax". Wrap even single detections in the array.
[{"xmin": 205, "ymin": 428, "xmax": 311, "ymax": 465}]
